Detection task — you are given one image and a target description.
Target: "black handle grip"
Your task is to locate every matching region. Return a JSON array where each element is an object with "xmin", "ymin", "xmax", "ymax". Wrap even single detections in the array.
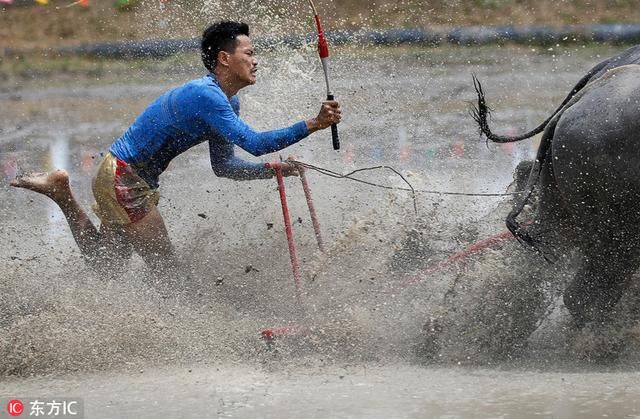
[{"xmin": 327, "ymin": 94, "xmax": 340, "ymax": 150}]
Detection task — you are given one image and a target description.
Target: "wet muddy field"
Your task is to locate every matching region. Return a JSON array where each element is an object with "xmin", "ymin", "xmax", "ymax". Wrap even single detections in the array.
[{"xmin": 2, "ymin": 44, "xmax": 640, "ymax": 417}]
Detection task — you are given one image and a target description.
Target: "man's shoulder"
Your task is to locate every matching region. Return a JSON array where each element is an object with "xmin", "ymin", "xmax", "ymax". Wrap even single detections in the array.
[
  {"xmin": 177, "ymin": 75, "xmax": 225, "ymax": 100},
  {"xmin": 180, "ymin": 75, "xmax": 216, "ymax": 90}
]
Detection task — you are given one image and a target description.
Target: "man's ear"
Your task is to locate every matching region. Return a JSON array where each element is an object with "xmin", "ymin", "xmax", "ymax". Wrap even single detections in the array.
[{"xmin": 217, "ymin": 50, "xmax": 230, "ymax": 68}]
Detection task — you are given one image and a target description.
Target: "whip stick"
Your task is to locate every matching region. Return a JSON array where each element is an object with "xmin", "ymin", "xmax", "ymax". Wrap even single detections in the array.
[{"xmin": 308, "ymin": 0, "xmax": 340, "ymax": 150}]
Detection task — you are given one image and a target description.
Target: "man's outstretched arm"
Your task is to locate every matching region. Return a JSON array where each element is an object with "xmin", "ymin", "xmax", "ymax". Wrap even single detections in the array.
[
  {"xmin": 208, "ymin": 136, "xmax": 279, "ymax": 180},
  {"xmin": 201, "ymin": 88, "xmax": 341, "ymax": 157}
]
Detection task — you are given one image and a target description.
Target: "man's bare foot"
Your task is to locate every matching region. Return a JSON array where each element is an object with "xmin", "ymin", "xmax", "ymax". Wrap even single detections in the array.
[{"xmin": 10, "ymin": 169, "xmax": 70, "ymax": 200}]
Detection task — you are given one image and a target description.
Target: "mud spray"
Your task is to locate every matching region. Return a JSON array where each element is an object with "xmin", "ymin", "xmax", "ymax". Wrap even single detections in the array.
[{"xmin": 3, "ymin": 2, "xmax": 640, "ymax": 386}]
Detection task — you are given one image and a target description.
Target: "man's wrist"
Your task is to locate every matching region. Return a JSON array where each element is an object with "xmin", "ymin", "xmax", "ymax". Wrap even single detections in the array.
[{"xmin": 305, "ymin": 118, "xmax": 320, "ymax": 133}]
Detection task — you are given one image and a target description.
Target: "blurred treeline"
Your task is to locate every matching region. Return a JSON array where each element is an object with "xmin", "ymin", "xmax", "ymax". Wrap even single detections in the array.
[{"xmin": 2, "ymin": 0, "xmax": 640, "ymax": 49}]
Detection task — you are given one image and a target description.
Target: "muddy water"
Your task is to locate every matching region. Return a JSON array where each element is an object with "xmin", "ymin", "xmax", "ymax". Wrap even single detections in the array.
[
  {"xmin": 2, "ymin": 364, "xmax": 640, "ymax": 418},
  {"xmin": 2, "ymin": 44, "xmax": 640, "ymax": 417}
]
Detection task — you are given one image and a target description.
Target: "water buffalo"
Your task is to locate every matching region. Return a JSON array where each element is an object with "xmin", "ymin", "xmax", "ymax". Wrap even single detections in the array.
[{"xmin": 472, "ymin": 45, "xmax": 640, "ymax": 326}]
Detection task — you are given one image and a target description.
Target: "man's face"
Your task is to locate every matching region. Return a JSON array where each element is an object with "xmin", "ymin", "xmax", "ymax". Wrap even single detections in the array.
[{"xmin": 225, "ymin": 35, "xmax": 258, "ymax": 86}]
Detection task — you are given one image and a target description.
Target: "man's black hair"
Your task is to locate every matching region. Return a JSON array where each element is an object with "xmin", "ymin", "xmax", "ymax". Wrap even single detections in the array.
[{"xmin": 201, "ymin": 21, "xmax": 250, "ymax": 72}]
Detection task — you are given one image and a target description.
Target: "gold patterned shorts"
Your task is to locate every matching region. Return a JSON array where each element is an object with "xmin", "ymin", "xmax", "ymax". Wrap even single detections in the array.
[{"xmin": 92, "ymin": 152, "xmax": 160, "ymax": 225}]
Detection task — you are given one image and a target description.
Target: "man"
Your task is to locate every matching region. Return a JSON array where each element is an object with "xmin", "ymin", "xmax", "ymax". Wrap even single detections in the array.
[{"xmin": 11, "ymin": 21, "xmax": 341, "ymax": 281}]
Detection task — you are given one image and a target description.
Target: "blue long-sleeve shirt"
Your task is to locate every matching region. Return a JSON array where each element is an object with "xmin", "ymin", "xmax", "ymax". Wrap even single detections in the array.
[{"xmin": 109, "ymin": 74, "xmax": 310, "ymax": 188}]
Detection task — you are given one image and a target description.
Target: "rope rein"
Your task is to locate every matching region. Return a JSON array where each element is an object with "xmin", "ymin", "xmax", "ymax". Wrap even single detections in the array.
[{"xmin": 291, "ymin": 160, "xmax": 523, "ymax": 198}]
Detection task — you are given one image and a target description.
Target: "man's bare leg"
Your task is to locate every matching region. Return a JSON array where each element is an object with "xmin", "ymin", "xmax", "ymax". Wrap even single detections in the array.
[
  {"xmin": 11, "ymin": 170, "xmax": 103, "ymax": 256},
  {"xmin": 10, "ymin": 169, "xmax": 136, "ymax": 277},
  {"xmin": 125, "ymin": 207, "xmax": 176, "ymax": 266},
  {"xmin": 123, "ymin": 206, "xmax": 181, "ymax": 291},
  {"xmin": 12, "ymin": 171, "xmax": 177, "ymax": 288}
]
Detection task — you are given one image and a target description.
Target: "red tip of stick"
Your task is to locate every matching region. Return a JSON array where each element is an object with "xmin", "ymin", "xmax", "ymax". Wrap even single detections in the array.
[
  {"xmin": 314, "ymin": 15, "xmax": 323, "ymax": 34},
  {"xmin": 318, "ymin": 39, "xmax": 329, "ymax": 59},
  {"xmin": 314, "ymin": 15, "xmax": 330, "ymax": 58}
]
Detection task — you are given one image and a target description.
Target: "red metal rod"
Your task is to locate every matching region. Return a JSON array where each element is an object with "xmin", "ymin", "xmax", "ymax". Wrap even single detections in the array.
[
  {"xmin": 261, "ymin": 324, "xmax": 307, "ymax": 341},
  {"xmin": 260, "ymin": 161, "xmax": 328, "ymax": 343},
  {"xmin": 272, "ymin": 165, "xmax": 302, "ymax": 303},
  {"xmin": 297, "ymin": 165, "xmax": 325, "ymax": 253},
  {"xmin": 396, "ymin": 229, "xmax": 515, "ymax": 292}
]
